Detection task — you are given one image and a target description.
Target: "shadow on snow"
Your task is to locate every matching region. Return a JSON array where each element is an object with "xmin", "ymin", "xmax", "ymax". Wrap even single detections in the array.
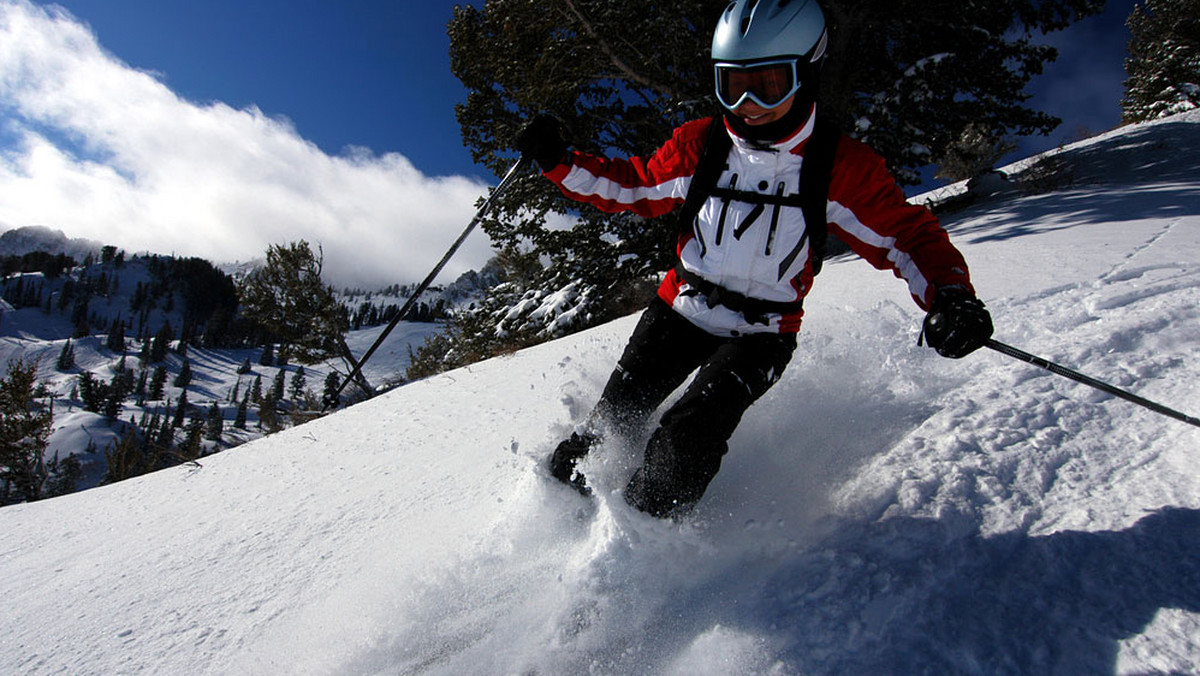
[{"xmin": 678, "ymin": 505, "xmax": 1200, "ymax": 674}]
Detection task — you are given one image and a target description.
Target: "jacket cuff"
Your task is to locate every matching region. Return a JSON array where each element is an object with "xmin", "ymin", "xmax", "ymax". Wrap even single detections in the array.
[{"xmin": 543, "ymin": 153, "xmax": 574, "ymax": 180}]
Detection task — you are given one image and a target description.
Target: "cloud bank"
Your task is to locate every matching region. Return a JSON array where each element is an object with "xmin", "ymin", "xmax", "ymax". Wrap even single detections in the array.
[{"xmin": 0, "ymin": 0, "xmax": 497, "ymax": 288}]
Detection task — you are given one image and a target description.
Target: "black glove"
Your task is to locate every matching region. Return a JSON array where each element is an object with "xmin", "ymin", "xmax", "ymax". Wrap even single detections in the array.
[
  {"xmin": 515, "ymin": 114, "xmax": 569, "ymax": 172},
  {"xmin": 921, "ymin": 288, "xmax": 993, "ymax": 358}
]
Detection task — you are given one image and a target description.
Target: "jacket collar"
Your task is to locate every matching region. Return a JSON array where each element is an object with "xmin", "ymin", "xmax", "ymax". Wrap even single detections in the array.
[{"xmin": 725, "ymin": 103, "xmax": 817, "ymax": 155}]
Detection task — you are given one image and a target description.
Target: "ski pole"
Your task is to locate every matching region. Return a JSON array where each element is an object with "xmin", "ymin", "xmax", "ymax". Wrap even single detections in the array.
[
  {"xmin": 322, "ymin": 156, "xmax": 534, "ymax": 410},
  {"xmin": 985, "ymin": 339, "xmax": 1200, "ymax": 429}
]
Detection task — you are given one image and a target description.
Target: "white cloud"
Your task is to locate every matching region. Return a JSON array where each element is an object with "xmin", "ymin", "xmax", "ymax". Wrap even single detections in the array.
[{"xmin": 0, "ymin": 0, "xmax": 498, "ymax": 288}]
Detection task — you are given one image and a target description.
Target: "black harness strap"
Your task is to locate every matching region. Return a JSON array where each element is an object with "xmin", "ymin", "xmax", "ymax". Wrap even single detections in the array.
[
  {"xmin": 798, "ymin": 115, "xmax": 841, "ymax": 276},
  {"xmin": 674, "ymin": 265, "xmax": 804, "ymax": 325},
  {"xmin": 676, "ymin": 116, "xmax": 734, "ymax": 244},
  {"xmin": 707, "ymin": 186, "xmax": 808, "ymax": 208}
]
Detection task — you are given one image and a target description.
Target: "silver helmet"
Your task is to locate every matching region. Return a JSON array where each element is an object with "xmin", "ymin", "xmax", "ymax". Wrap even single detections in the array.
[{"xmin": 712, "ymin": 0, "xmax": 828, "ymax": 64}]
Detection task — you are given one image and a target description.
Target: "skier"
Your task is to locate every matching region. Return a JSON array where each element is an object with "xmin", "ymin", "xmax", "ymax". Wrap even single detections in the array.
[{"xmin": 516, "ymin": 0, "xmax": 993, "ymax": 518}]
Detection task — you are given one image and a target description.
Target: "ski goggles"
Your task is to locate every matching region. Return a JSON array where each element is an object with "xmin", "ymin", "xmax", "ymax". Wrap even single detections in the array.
[{"xmin": 714, "ymin": 58, "xmax": 803, "ymax": 110}]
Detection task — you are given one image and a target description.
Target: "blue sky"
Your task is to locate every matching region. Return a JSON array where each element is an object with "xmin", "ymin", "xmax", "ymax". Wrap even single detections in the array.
[
  {"xmin": 1023, "ymin": 0, "xmax": 1138, "ymax": 153},
  {"xmin": 0, "ymin": 0, "xmax": 1138, "ymax": 286},
  {"xmin": 34, "ymin": 0, "xmax": 486, "ymax": 179}
]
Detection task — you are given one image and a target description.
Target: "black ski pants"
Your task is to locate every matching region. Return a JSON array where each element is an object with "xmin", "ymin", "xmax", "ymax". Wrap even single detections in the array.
[{"xmin": 593, "ymin": 298, "xmax": 796, "ymax": 517}]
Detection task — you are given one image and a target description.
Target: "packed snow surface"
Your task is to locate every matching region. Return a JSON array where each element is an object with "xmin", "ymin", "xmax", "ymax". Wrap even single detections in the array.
[{"xmin": 3, "ymin": 112, "xmax": 1200, "ymax": 675}]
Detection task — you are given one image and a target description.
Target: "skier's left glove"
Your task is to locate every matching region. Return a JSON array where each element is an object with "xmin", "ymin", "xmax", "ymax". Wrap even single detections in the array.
[
  {"xmin": 921, "ymin": 287, "xmax": 993, "ymax": 359},
  {"xmin": 515, "ymin": 114, "xmax": 569, "ymax": 172}
]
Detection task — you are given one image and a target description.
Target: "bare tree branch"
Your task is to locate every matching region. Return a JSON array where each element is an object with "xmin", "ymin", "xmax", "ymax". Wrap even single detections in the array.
[{"xmin": 560, "ymin": 0, "xmax": 685, "ymax": 99}]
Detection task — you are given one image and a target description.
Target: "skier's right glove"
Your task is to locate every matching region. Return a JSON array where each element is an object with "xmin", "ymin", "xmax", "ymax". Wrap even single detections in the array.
[
  {"xmin": 921, "ymin": 287, "xmax": 993, "ymax": 359},
  {"xmin": 516, "ymin": 114, "xmax": 569, "ymax": 172}
]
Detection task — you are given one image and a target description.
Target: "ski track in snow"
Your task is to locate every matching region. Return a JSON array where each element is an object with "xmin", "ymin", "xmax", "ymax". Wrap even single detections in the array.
[{"xmin": 3, "ymin": 111, "xmax": 1200, "ymax": 675}]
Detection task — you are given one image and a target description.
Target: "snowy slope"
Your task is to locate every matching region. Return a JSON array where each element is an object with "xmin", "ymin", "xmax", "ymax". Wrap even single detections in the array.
[{"xmin": 2, "ymin": 112, "xmax": 1199, "ymax": 675}]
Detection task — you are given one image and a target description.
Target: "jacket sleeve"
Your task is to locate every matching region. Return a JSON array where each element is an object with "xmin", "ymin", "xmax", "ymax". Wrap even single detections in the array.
[
  {"xmin": 543, "ymin": 118, "xmax": 712, "ymax": 219},
  {"xmin": 826, "ymin": 137, "xmax": 975, "ymax": 310}
]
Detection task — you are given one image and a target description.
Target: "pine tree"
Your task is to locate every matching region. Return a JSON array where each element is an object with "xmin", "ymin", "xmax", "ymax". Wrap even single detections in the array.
[
  {"xmin": 1121, "ymin": 0, "xmax": 1200, "ymax": 122},
  {"xmin": 289, "ymin": 366, "xmax": 307, "ymax": 401},
  {"xmin": 935, "ymin": 122, "xmax": 1018, "ymax": 182},
  {"xmin": 258, "ymin": 391, "xmax": 280, "ymax": 433},
  {"xmin": 57, "ymin": 279, "xmax": 74, "ymax": 311},
  {"xmin": 131, "ymin": 281, "xmax": 147, "ymax": 312},
  {"xmin": 154, "ymin": 415, "xmax": 175, "ymax": 457},
  {"xmin": 205, "ymin": 402, "xmax": 223, "ymax": 442},
  {"xmin": 323, "ymin": 371, "xmax": 340, "ymax": 405},
  {"xmin": 0, "ymin": 358, "xmax": 53, "ymax": 503},
  {"xmin": 173, "ymin": 391, "xmax": 189, "ymax": 428},
  {"xmin": 238, "ymin": 241, "xmax": 352, "ymax": 365},
  {"xmin": 70, "ymin": 296, "xmax": 91, "ymax": 338},
  {"xmin": 105, "ymin": 317, "xmax": 126, "ymax": 353},
  {"xmin": 77, "ymin": 371, "xmax": 107, "ymax": 413},
  {"xmin": 271, "ymin": 369, "xmax": 286, "ymax": 402},
  {"xmin": 148, "ymin": 365, "xmax": 168, "ymax": 400},
  {"xmin": 173, "ymin": 359, "xmax": 193, "ymax": 388},
  {"xmin": 180, "ymin": 417, "xmax": 204, "ymax": 460},
  {"xmin": 55, "ymin": 339, "xmax": 75, "ymax": 371},
  {"xmin": 150, "ymin": 322, "xmax": 173, "ymax": 363},
  {"xmin": 103, "ymin": 372, "xmax": 128, "ymax": 420},
  {"xmin": 234, "ymin": 392, "xmax": 249, "ymax": 430}
]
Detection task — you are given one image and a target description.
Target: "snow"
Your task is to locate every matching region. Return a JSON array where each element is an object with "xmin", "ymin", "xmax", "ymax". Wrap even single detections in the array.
[{"xmin": 2, "ymin": 111, "xmax": 1200, "ymax": 674}]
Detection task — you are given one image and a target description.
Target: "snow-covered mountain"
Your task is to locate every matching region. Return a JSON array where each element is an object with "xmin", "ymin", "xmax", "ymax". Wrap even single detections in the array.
[
  {"xmin": 0, "ymin": 224, "xmax": 103, "ymax": 261},
  {"xmin": 0, "ymin": 247, "xmax": 449, "ymax": 493},
  {"xmin": 2, "ymin": 111, "xmax": 1199, "ymax": 675}
]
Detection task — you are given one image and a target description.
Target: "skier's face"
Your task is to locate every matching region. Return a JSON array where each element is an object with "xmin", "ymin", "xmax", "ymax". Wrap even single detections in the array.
[{"xmin": 732, "ymin": 93, "xmax": 795, "ymax": 126}]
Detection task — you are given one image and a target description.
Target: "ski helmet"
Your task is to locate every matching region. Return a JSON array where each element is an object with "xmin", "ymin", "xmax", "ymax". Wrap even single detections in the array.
[{"xmin": 712, "ymin": 0, "xmax": 828, "ymax": 111}]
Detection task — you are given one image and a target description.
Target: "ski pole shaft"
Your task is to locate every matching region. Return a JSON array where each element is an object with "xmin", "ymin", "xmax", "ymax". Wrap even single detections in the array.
[
  {"xmin": 323, "ymin": 156, "xmax": 533, "ymax": 410},
  {"xmin": 985, "ymin": 339, "xmax": 1200, "ymax": 429}
]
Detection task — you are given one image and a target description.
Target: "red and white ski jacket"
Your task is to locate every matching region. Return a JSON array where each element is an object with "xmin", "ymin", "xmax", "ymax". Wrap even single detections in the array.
[{"xmin": 543, "ymin": 111, "xmax": 975, "ymax": 336}]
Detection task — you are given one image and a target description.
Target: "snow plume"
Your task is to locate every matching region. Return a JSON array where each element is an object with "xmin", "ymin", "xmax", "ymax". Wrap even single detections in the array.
[{"xmin": 0, "ymin": 0, "xmax": 493, "ymax": 288}]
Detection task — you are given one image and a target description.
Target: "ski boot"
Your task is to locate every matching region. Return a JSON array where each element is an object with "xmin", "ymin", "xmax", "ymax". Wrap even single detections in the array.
[{"xmin": 548, "ymin": 432, "xmax": 597, "ymax": 496}]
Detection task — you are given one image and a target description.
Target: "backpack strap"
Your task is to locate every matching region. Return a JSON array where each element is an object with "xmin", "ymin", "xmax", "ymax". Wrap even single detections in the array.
[
  {"xmin": 799, "ymin": 115, "xmax": 841, "ymax": 276},
  {"xmin": 676, "ymin": 116, "xmax": 733, "ymax": 238}
]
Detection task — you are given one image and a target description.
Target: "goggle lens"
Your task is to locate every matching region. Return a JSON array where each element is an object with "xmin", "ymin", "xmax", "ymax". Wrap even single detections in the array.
[{"xmin": 715, "ymin": 60, "xmax": 801, "ymax": 110}]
